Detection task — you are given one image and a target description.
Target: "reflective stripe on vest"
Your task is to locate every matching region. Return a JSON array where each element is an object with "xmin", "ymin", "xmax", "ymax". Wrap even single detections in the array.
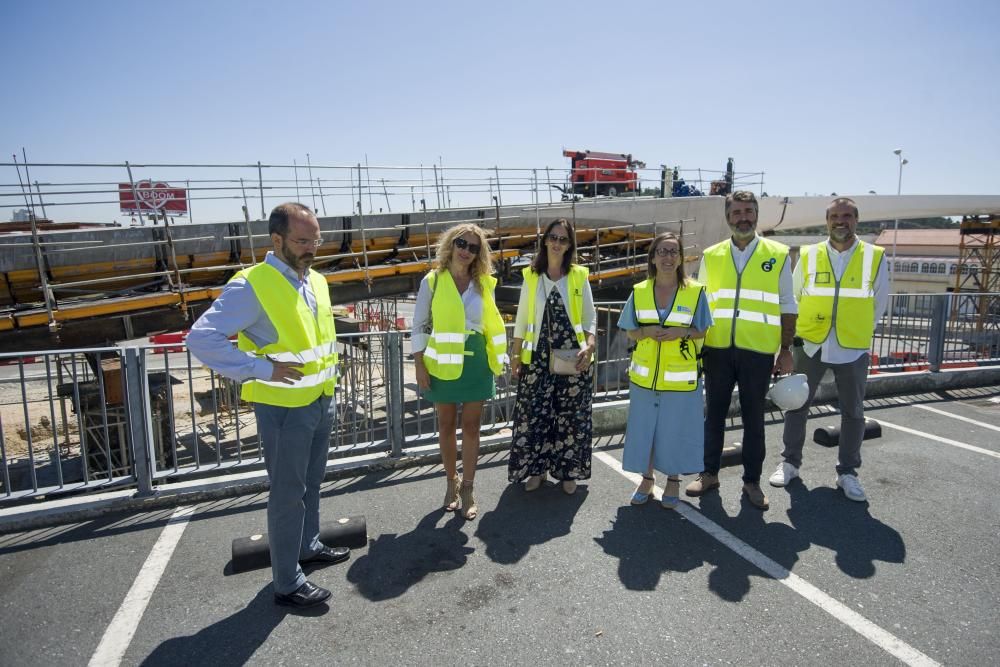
[
  {"xmin": 797, "ymin": 241, "xmax": 883, "ymax": 349},
  {"xmin": 422, "ymin": 270, "xmax": 508, "ymax": 380},
  {"xmin": 627, "ymin": 279, "xmax": 704, "ymax": 392},
  {"xmin": 519, "ymin": 265, "xmax": 589, "ymax": 364},
  {"xmin": 236, "ymin": 264, "xmax": 338, "ymax": 407},
  {"xmin": 702, "ymin": 238, "xmax": 787, "ymax": 354},
  {"xmin": 255, "ymin": 364, "xmax": 338, "ymax": 389}
]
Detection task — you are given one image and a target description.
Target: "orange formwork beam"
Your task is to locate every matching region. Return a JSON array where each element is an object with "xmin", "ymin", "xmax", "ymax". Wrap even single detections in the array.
[{"xmin": 6, "ymin": 249, "xmax": 522, "ymax": 332}]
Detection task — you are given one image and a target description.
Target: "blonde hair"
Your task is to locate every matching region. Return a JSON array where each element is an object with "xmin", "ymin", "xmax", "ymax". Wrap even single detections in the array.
[{"xmin": 435, "ymin": 223, "xmax": 494, "ymax": 291}]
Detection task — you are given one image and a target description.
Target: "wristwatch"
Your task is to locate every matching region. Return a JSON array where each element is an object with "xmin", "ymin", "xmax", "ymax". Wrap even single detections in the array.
[{"xmin": 780, "ymin": 345, "xmax": 791, "ymax": 351}]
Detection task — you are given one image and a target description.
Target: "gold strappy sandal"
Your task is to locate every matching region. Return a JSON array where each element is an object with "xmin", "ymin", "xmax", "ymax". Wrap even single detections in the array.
[
  {"xmin": 460, "ymin": 481, "xmax": 478, "ymax": 520},
  {"xmin": 444, "ymin": 475, "xmax": 461, "ymax": 511}
]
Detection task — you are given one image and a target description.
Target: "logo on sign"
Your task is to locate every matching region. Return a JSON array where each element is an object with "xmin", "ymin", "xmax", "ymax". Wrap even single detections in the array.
[
  {"xmin": 135, "ymin": 181, "xmax": 176, "ymax": 210},
  {"xmin": 119, "ymin": 180, "xmax": 188, "ymax": 216}
]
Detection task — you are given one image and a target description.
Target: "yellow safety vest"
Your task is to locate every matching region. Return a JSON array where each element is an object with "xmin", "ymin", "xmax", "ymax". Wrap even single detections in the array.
[
  {"xmin": 422, "ymin": 270, "xmax": 508, "ymax": 379},
  {"xmin": 236, "ymin": 264, "xmax": 338, "ymax": 407},
  {"xmin": 519, "ymin": 265, "xmax": 589, "ymax": 364},
  {"xmin": 797, "ymin": 241, "xmax": 884, "ymax": 349},
  {"xmin": 628, "ymin": 279, "xmax": 705, "ymax": 392},
  {"xmin": 702, "ymin": 237, "xmax": 787, "ymax": 354}
]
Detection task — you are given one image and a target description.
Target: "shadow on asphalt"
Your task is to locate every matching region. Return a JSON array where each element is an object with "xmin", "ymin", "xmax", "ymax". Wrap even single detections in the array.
[
  {"xmin": 594, "ymin": 504, "xmax": 707, "ymax": 592},
  {"xmin": 697, "ymin": 492, "xmax": 811, "ymax": 599},
  {"xmin": 785, "ymin": 482, "xmax": 905, "ymax": 578},
  {"xmin": 138, "ymin": 586, "xmax": 327, "ymax": 666},
  {"xmin": 593, "ymin": 498, "xmax": 808, "ymax": 601},
  {"xmin": 345, "ymin": 509, "xmax": 473, "ymax": 601},
  {"xmin": 0, "ymin": 458, "xmax": 519, "ymax": 558},
  {"xmin": 694, "ymin": 482, "xmax": 904, "ymax": 581},
  {"xmin": 475, "ymin": 482, "xmax": 587, "ymax": 564},
  {"xmin": 0, "ymin": 507, "xmax": 183, "ymax": 555}
]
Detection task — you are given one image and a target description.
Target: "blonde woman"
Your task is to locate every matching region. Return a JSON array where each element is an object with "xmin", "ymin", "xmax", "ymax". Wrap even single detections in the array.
[{"xmin": 412, "ymin": 223, "xmax": 507, "ymax": 520}]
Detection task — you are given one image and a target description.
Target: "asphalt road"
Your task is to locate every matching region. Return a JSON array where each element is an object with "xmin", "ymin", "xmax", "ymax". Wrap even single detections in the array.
[{"xmin": 0, "ymin": 387, "xmax": 998, "ymax": 666}]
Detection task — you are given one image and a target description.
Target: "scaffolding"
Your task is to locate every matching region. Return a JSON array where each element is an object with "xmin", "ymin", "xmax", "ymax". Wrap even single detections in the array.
[{"xmin": 951, "ymin": 216, "xmax": 1000, "ymax": 354}]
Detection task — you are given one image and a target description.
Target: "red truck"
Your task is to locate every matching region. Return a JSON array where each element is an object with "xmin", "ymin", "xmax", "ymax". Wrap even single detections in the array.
[{"xmin": 563, "ymin": 149, "xmax": 645, "ymax": 197}]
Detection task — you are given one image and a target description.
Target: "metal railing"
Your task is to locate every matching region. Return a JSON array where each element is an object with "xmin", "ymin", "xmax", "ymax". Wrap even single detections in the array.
[
  {"xmin": 2, "ymin": 159, "xmax": 764, "ymax": 226},
  {"xmin": 2, "ymin": 293, "xmax": 997, "ymax": 504},
  {"xmin": 872, "ymin": 292, "xmax": 1000, "ymax": 372}
]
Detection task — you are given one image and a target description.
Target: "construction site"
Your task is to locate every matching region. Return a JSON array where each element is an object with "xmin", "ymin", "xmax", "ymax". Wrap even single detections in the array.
[{"xmin": 3, "ymin": 155, "xmax": 999, "ymax": 353}]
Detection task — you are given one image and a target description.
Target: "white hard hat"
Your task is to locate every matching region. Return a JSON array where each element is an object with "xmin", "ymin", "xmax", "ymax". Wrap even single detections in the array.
[{"xmin": 767, "ymin": 373, "xmax": 809, "ymax": 411}]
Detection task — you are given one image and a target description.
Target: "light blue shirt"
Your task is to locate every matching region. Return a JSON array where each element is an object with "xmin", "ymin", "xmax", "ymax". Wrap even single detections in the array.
[{"xmin": 187, "ymin": 252, "xmax": 317, "ymax": 382}]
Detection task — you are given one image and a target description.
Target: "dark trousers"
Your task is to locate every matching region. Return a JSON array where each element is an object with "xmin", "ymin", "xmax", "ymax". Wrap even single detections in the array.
[{"xmin": 702, "ymin": 346, "xmax": 774, "ymax": 483}]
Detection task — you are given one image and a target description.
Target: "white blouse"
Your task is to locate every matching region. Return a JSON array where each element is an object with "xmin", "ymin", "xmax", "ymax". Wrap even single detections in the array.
[{"xmin": 513, "ymin": 271, "xmax": 597, "ymax": 341}]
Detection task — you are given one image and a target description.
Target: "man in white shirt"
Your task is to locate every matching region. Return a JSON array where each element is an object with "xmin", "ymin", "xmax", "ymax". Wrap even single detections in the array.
[
  {"xmin": 770, "ymin": 198, "xmax": 889, "ymax": 502},
  {"xmin": 687, "ymin": 192, "xmax": 797, "ymax": 511}
]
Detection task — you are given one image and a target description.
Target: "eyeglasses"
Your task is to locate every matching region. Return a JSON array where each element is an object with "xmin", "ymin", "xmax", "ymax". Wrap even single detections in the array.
[
  {"xmin": 654, "ymin": 247, "xmax": 681, "ymax": 257},
  {"xmin": 547, "ymin": 233, "xmax": 570, "ymax": 245},
  {"xmin": 453, "ymin": 237, "xmax": 481, "ymax": 254},
  {"xmin": 289, "ymin": 237, "xmax": 323, "ymax": 248}
]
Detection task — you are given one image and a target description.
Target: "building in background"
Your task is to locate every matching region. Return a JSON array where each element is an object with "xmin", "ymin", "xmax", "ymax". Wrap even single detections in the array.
[{"xmin": 874, "ymin": 229, "xmax": 978, "ymax": 294}]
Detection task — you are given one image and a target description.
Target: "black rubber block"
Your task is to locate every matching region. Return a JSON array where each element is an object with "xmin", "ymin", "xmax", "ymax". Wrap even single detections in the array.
[
  {"xmin": 720, "ymin": 443, "xmax": 743, "ymax": 468},
  {"xmin": 231, "ymin": 515, "xmax": 367, "ymax": 574},
  {"xmin": 813, "ymin": 419, "xmax": 882, "ymax": 448}
]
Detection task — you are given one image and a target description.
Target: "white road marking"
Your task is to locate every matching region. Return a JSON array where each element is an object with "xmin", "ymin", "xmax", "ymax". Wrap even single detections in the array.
[
  {"xmin": 88, "ymin": 505, "xmax": 197, "ymax": 667},
  {"xmin": 909, "ymin": 403, "xmax": 1000, "ymax": 433},
  {"xmin": 594, "ymin": 451, "xmax": 940, "ymax": 667},
  {"xmin": 878, "ymin": 418, "xmax": 1000, "ymax": 459}
]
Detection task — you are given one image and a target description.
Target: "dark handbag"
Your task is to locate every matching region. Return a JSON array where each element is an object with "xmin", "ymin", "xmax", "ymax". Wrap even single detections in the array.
[{"xmin": 546, "ymin": 301, "xmax": 581, "ymax": 376}]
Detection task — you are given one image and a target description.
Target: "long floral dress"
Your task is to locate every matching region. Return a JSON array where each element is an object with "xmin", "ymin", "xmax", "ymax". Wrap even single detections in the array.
[{"xmin": 508, "ymin": 287, "xmax": 593, "ymax": 482}]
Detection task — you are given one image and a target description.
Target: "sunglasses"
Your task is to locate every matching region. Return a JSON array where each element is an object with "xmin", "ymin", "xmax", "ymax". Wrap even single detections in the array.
[
  {"xmin": 547, "ymin": 233, "xmax": 570, "ymax": 245},
  {"xmin": 654, "ymin": 247, "xmax": 681, "ymax": 257},
  {"xmin": 453, "ymin": 237, "xmax": 481, "ymax": 254}
]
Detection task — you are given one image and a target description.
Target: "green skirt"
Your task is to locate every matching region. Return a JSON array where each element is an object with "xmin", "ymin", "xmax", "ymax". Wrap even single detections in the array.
[{"xmin": 424, "ymin": 332, "xmax": 496, "ymax": 404}]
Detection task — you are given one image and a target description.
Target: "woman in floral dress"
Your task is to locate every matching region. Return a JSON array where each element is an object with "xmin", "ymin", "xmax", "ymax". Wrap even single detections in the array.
[{"xmin": 508, "ymin": 218, "xmax": 597, "ymax": 494}]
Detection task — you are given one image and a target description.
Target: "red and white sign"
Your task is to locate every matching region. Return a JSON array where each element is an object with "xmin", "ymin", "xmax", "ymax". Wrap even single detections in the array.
[{"xmin": 119, "ymin": 180, "xmax": 188, "ymax": 216}]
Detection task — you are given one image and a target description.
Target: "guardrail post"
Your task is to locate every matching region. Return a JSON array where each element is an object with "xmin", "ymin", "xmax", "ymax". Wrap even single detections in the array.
[
  {"xmin": 386, "ymin": 332, "xmax": 405, "ymax": 457},
  {"xmin": 123, "ymin": 347, "xmax": 155, "ymax": 496},
  {"xmin": 927, "ymin": 294, "xmax": 949, "ymax": 372}
]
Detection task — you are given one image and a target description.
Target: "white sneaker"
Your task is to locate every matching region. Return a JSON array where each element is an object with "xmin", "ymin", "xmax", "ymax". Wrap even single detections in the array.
[
  {"xmin": 836, "ymin": 474, "xmax": 867, "ymax": 502},
  {"xmin": 768, "ymin": 462, "xmax": 799, "ymax": 487}
]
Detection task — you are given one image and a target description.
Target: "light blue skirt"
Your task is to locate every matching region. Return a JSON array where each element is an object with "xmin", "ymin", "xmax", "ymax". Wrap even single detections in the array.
[{"xmin": 622, "ymin": 380, "xmax": 704, "ymax": 476}]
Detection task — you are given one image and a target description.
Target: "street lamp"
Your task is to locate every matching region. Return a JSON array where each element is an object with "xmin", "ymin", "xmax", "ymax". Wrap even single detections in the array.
[{"xmin": 890, "ymin": 149, "xmax": 909, "ymax": 294}]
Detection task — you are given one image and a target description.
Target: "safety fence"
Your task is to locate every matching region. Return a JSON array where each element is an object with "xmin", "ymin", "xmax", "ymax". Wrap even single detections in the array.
[
  {"xmin": 2, "ymin": 159, "xmax": 764, "ymax": 226},
  {"xmin": 1, "ymin": 293, "xmax": 997, "ymax": 504}
]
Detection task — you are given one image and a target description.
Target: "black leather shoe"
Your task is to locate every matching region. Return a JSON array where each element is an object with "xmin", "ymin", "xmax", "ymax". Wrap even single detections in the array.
[
  {"xmin": 274, "ymin": 581, "xmax": 331, "ymax": 608},
  {"xmin": 299, "ymin": 545, "xmax": 350, "ymax": 566}
]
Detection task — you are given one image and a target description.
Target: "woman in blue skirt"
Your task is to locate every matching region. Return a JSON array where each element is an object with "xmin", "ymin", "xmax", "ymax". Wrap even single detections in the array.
[
  {"xmin": 619, "ymin": 232, "xmax": 713, "ymax": 508},
  {"xmin": 412, "ymin": 223, "xmax": 508, "ymax": 520}
]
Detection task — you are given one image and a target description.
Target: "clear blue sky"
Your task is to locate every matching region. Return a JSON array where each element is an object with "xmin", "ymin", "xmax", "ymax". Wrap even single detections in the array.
[{"xmin": 2, "ymin": 0, "xmax": 998, "ymax": 220}]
